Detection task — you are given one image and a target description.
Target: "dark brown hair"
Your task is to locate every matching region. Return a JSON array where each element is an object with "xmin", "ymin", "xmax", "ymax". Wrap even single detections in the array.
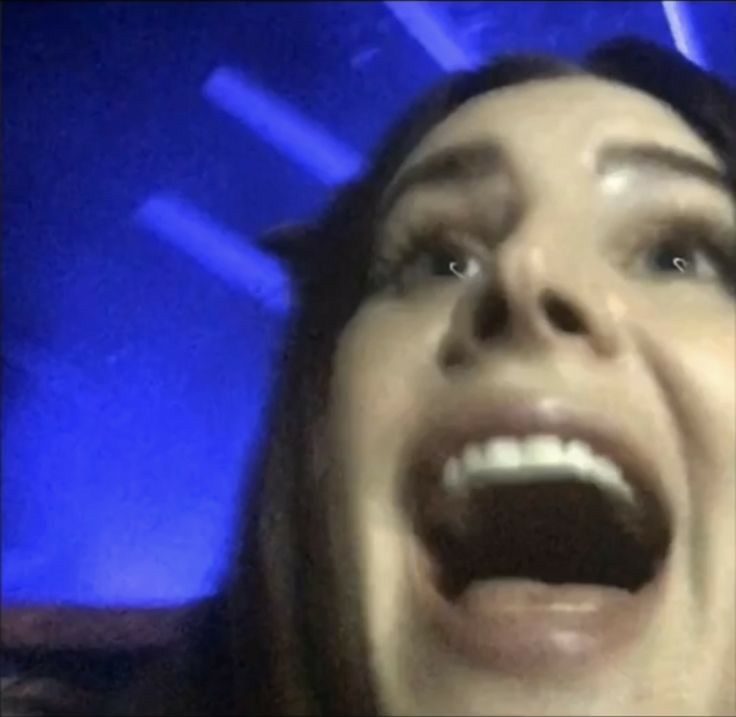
[{"xmin": 113, "ymin": 37, "xmax": 736, "ymax": 717}]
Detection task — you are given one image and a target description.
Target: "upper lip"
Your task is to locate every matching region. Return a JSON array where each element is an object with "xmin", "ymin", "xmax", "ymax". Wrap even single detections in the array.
[{"xmin": 401, "ymin": 391, "xmax": 673, "ymax": 549}]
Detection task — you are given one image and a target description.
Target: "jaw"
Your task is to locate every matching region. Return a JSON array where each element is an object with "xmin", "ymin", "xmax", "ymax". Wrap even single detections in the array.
[
  {"xmin": 367, "ymin": 532, "xmax": 668, "ymax": 716},
  {"xmin": 358, "ymin": 492, "xmax": 735, "ymax": 717},
  {"xmin": 353, "ymin": 446, "xmax": 731, "ymax": 717}
]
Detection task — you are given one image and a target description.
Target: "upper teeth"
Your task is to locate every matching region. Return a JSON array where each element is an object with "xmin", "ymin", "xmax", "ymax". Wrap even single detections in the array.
[{"xmin": 442, "ymin": 434, "xmax": 635, "ymax": 506}]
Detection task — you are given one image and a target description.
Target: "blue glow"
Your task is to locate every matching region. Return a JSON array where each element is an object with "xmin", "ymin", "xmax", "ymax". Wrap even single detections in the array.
[
  {"xmin": 3, "ymin": 2, "xmax": 732, "ymax": 616},
  {"xmin": 135, "ymin": 194, "xmax": 292, "ymax": 316},
  {"xmin": 2, "ymin": 327, "xmax": 251, "ymax": 607},
  {"xmin": 203, "ymin": 66, "xmax": 365, "ymax": 185},
  {"xmin": 384, "ymin": 1, "xmax": 477, "ymax": 71},
  {"xmin": 662, "ymin": 1, "xmax": 708, "ymax": 68}
]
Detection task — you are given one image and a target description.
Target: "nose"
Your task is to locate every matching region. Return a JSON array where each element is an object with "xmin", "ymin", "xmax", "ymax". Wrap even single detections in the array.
[{"xmin": 439, "ymin": 241, "xmax": 622, "ymax": 369}]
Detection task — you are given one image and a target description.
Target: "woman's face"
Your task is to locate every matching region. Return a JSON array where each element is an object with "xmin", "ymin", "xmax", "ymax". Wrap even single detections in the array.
[{"xmin": 327, "ymin": 76, "xmax": 735, "ymax": 716}]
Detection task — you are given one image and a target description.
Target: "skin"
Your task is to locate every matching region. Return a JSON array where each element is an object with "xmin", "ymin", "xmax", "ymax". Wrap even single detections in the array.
[{"xmin": 326, "ymin": 77, "xmax": 736, "ymax": 716}]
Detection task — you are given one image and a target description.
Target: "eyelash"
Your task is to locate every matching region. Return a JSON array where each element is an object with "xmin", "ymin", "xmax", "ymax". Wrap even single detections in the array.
[
  {"xmin": 373, "ymin": 227, "xmax": 482, "ymax": 288},
  {"xmin": 373, "ymin": 219, "xmax": 736, "ymax": 293},
  {"xmin": 632, "ymin": 222, "xmax": 736, "ymax": 289}
]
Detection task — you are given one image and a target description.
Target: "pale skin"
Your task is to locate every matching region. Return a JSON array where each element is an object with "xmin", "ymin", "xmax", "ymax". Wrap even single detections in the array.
[{"xmin": 326, "ymin": 77, "xmax": 736, "ymax": 716}]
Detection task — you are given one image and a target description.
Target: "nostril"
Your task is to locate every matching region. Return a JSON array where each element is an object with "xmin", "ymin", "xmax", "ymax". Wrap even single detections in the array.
[
  {"xmin": 473, "ymin": 292, "xmax": 510, "ymax": 343},
  {"xmin": 542, "ymin": 291, "xmax": 587, "ymax": 335},
  {"xmin": 441, "ymin": 292, "xmax": 509, "ymax": 370},
  {"xmin": 441, "ymin": 343, "xmax": 467, "ymax": 369}
]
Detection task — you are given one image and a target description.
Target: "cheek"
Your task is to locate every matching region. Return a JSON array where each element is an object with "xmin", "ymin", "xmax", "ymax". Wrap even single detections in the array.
[
  {"xmin": 668, "ymin": 304, "xmax": 735, "ymax": 438},
  {"xmin": 332, "ymin": 317, "xmax": 421, "ymax": 440},
  {"xmin": 327, "ymin": 299, "xmax": 455, "ymax": 622},
  {"xmin": 638, "ymin": 298, "xmax": 736, "ymax": 579},
  {"xmin": 330, "ymin": 296, "xmax": 455, "ymax": 448},
  {"xmin": 648, "ymin": 299, "xmax": 735, "ymax": 478},
  {"xmin": 327, "ymin": 308, "xmax": 437, "ymax": 654},
  {"xmin": 638, "ymin": 291, "xmax": 735, "ymax": 415}
]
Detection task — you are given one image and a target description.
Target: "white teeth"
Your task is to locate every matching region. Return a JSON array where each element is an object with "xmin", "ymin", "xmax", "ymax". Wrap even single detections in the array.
[
  {"xmin": 484, "ymin": 438, "xmax": 521, "ymax": 470},
  {"xmin": 441, "ymin": 433, "xmax": 636, "ymax": 506},
  {"xmin": 565, "ymin": 439, "xmax": 595, "ymax": 475},
  {"xmin": 462, "ymin": 444, "xmax": 488, "ymax": 474},
  {"xmin": 442, "ymin": 457, "xmax": 463, "ymax": 493},
  {"xmin": 592, "ymin": 455, "xmax": 635, "ymax": 504},
  {"xmin": 521, "ymin": 434, "xmax": 565, "ymax": 468}
]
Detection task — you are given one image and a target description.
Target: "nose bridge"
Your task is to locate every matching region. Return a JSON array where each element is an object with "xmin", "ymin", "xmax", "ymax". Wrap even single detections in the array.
[
  {"xmin": 440, "ymin": 219, "xmax": 621, "ymax": 369},
  {"xmin": 505, "ymin": 203, "xmax": 592, "ymax": 292}
]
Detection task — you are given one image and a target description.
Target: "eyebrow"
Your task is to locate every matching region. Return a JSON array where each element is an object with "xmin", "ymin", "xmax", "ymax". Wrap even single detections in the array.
[
  {"xmin": 598, "ymin": 143, "xmax": 730, "ymax": 193},
  {"xmin": 379, "ymin": 141, "xmax": 509, "ymax": 217},
  {"xmin": 379, "ymin": 139, "xmax": 731, "ymax": 221}
]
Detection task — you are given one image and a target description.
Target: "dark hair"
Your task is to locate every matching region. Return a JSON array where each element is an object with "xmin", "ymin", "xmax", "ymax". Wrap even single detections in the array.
[{"xmin": 114, "ymin": 37, "xmax": 736, "ymax": 717}]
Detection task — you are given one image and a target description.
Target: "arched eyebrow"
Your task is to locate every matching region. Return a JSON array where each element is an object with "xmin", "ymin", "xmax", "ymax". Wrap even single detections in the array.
[
  {"xmin": 378, "ymin": 141, "xmax": 512, "ymax": 218},
  {"xmin": 377, "ymin": 139, "xmax": 732, "ymax": 223},
  {"xmin": 598, "ymin": 143, "xmax": 730, "ymax": 194}
]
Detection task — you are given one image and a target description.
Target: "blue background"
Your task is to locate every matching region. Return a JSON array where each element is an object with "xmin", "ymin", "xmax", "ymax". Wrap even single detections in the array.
[{"xmin": 3, "ymin": 1, "xmax": 735, "ymax": 608}]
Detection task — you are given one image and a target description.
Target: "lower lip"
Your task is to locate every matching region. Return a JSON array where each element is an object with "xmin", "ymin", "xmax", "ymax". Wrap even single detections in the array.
[{"xmin": 410, "ymin": 544, "xmax": 668, "ymax": 677}]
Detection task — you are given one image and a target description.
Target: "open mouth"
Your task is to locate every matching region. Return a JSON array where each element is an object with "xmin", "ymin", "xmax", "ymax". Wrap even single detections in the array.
[
  {"xmin": 413, "ymin": 456, "xmax": 671, "ymax": 600},
  {"xmin": 401, "ymin": 397, "xmax": 674, "ymax": 673}
]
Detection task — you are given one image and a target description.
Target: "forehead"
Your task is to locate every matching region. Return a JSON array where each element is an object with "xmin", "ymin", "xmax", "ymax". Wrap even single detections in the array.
[{"xmin": 400, "ymin": 76, "xmax": 718, "ymax": 177}]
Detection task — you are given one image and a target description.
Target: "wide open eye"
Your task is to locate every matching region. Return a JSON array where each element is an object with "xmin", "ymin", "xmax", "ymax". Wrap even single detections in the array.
[
  {"xmin": 389, "ymin": 230, "xmax": 483, "ymax": 291},
  {"xmin": 447, "ymin": 255, "xmax": 482, "ymax": 280},
  {"xmin": 635, "ymin": 221, "xmax": 736, "ymax": 291},
  {"xmin": 646, "ymin": 236, "xmax": 721, "ymax": 279}
]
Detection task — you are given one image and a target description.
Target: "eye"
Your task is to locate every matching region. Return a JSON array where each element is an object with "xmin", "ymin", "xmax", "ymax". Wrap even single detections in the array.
[
  {"xmin": 447, "ymin": 255, "xmax": 482, "ymax": 279},
  {"xmin": 616, "ymin": 214, "xmax": 736, "ymax": 299},
  {"xmin": 645, "ymin": 236, "xmax": 719, "ymax": 279},
  {"xmin": 385, "ymin": 229, "xmax": 484, "ymax": 291}
]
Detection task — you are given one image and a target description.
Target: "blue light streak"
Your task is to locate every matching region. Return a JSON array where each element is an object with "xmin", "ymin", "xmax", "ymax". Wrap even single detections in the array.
[
  {"xmin": 203, "ymin": 66, "xmax": 364, "ymax": 185},
  {"xmin": 662, "ymin": 1, "xmax": 707, "ymax": 69},
  {"xmin": 384, "ymin": 1, "xmax": 476, "ymax": 72},
  {"xmin": 135, "ymin": 194, "xmax": 292, "ymax": 315}
]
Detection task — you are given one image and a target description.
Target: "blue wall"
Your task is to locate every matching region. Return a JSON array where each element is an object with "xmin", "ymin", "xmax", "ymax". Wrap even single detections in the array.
[{"xmin": 3, "ymin": 1, "xmax": 734, "ymax": 608}]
